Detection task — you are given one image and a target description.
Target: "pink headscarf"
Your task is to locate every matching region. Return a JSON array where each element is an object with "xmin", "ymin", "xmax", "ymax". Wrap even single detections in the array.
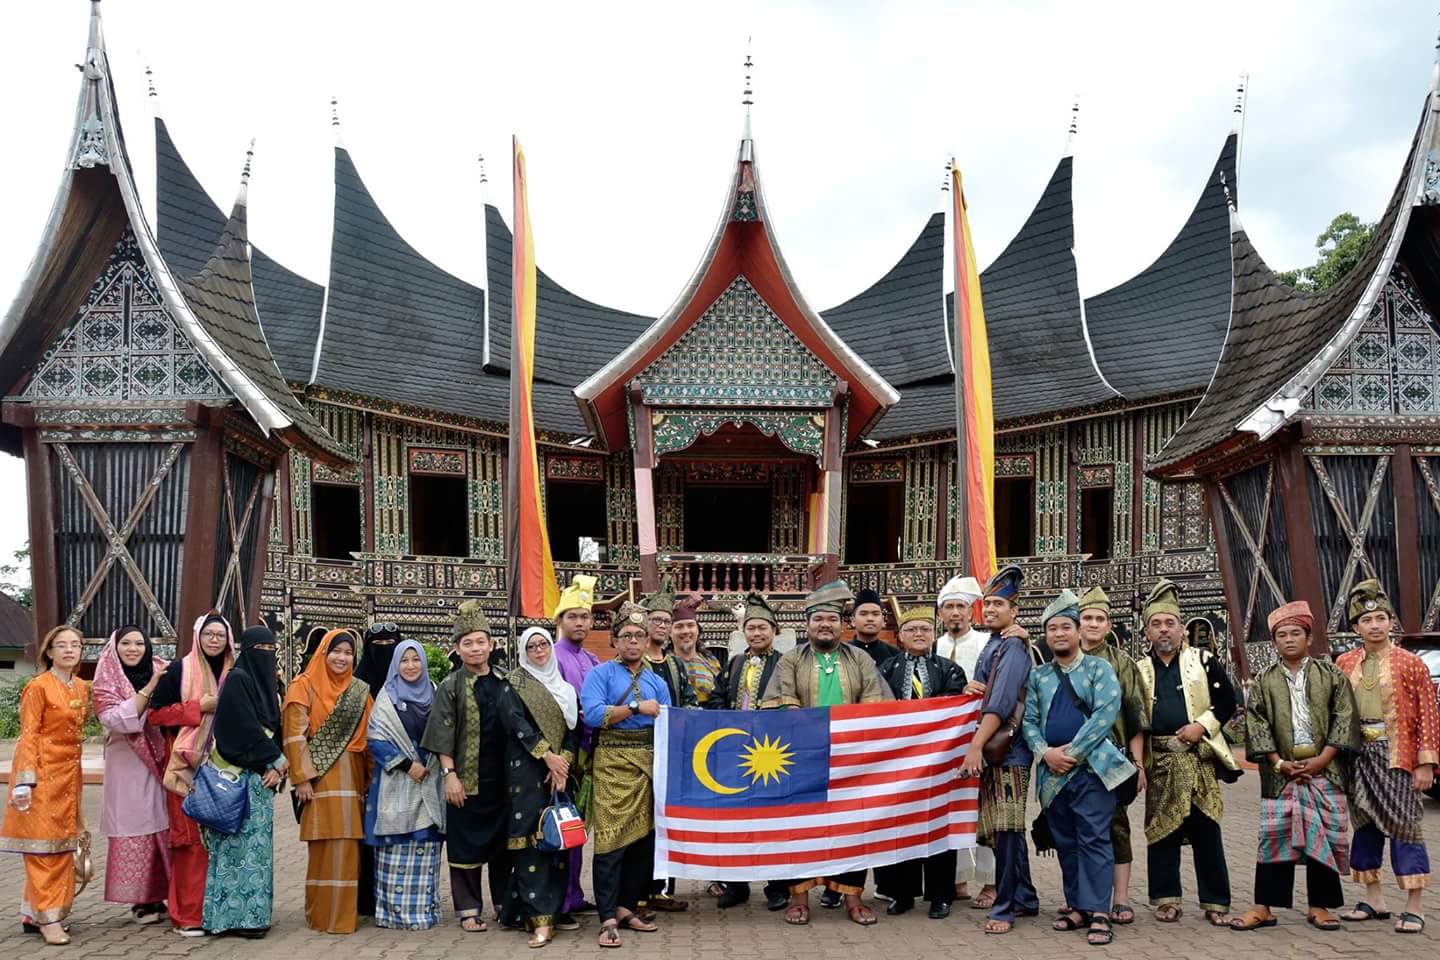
[{"xmin": 92, "ymin": 627, "xmax": 169, "ymax": 783}]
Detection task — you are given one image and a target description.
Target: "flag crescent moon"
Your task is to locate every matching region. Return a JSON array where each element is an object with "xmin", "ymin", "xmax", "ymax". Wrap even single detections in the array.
[{"xmin": 692, "ymin": 727, "xmax": 749, "ymax": 795}]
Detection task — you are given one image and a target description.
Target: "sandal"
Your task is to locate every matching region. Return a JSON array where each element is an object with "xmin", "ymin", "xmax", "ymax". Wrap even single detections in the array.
[
  {"xmin": 785, "ymin": 903, "xmax": 810, "ymax": 925},
  {"xmin": 460, "ymin": 916, "xmax": 488, "ymax": 933},
  {"xmin": 1155, "ymin": 904, "xmax": 1183, "ymax": 923},
  {"xmin": 706, "ymin": 881, "xmax": 728, "ymax": 897},
  {"xmin": 1229, "ymin": 909, "xmax": 1276, "ymax": 931},
  {"xmin": 1307, "ymin": 911, "xmax": 1341, "ymax": 932},
  {"xmin": 846, "ymin": 904, "xmax": 878, "ymax": 926},
  {"xmin": 971, "ymin": 890, "xmax": 998, "ymax": 910},
  {"xmin": 527, "ymin": 926, "xmax": 554, "ymax": 948},
  {"xmin": 1395, "ymin": 912, "xmax": 1426, "ymax": 934},
  {"xmin": 619, "ymin": 913, "xmax": 657, "ymax": 933},
  {"xmin": 1341, "ymin": 901, "xmax": 1391, "ymax": 922},
  {"xmin": 984, "ymin": 918, "xmax": 1013, "ymax": 934},
  {"xmin": 1087, "ymin": 917, "xmax": 1114, "ymax": 946},
  {"xmin": 1205, "ymin": 911, "xmax": 1232, "ymax": 927},
  {"xmin": 1108, "ymin": 903, "xmax": 1135, "ymax": 924},
  {"xmin": 1054, "ymin": 911, "xmax": 1090, "ymax": 931},
  {"xmin": 597, "ymin": 921, "xmax": 621, "ymax": 948}
]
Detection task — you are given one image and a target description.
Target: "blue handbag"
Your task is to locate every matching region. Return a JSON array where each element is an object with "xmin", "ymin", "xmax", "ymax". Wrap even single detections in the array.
[
  {"xmin": 180, "ymin": 701, "xmax": 250, "ymax": 835},
  {"xmin": 535, "ymin": 791, "xmax": 586, "ymax": 852}
]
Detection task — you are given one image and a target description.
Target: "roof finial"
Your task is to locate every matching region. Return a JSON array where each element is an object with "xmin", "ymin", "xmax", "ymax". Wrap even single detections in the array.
[
  {"xmin": 1064, "ymin": 96, "xmax": 1079, "ymax": 156},
  {"xmin": 330, "ymin": 95, "xmax": 344, "ymax": 146},
  {"xmin": 477, "ymin": 153, "xmax": 487, "ymax": 184},
  {"xmin": 1231, "ymin": 72, "xmax": 1248, "ymax": 134},
  {"xmin": 742, "ymin": 38, "xmax": 754, "ymax": 140},
  {"xmin": 235, "ymin": 137, "xmax": 255, "ymax": 206},
  {"xmin": 145, "ymin": 65, "xmax": 156, "ymax": 98}
]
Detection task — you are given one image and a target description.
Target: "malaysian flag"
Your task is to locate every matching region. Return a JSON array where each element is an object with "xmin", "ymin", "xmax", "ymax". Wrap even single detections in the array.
[{"xmin": 654, "ymin": 695, "xmax": 981, "ymax": 880}]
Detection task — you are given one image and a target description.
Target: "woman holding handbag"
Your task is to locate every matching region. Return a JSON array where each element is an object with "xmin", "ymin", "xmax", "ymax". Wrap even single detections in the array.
[
  {"xmin": 201, "ymin": 625, "xmax": 288, "ymax": 938},
  {"xmin": 498, "ymin": 626, "xmax": 580, "ymax": 948},
  {"xmin": 283, "ymin": 629, "xmax": 373, "ymax": 934},
  {"xmin": 363, "ymin": 638, "xmax": 445, "ymax": 929}
]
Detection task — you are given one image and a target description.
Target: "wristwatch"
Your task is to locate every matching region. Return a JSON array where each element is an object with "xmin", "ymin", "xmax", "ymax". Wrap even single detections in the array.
[
  {"xmin": 628, "ymin": 699, "xmax": 639, "ymax": 712},
  {"xmin": 442, "ymin": 767, "xmax": 457, "ymax": 777}
]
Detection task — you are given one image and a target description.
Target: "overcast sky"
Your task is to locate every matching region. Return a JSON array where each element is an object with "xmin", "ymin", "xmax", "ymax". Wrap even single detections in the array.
[{"xmin": 0, "ymin": 0, "xmax": 1435, "ymax": 584}]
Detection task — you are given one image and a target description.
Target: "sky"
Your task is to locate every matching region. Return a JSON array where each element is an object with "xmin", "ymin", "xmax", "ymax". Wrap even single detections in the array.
[{"xmin": 0, "ymin": 0, "xmax": 1436, "ymax": 586}]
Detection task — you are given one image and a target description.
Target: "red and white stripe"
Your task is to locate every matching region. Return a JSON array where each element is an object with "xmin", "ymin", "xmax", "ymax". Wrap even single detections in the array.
[{"xmin": 655, "ymin": 695, "xmax": 981, "ymax": 880}]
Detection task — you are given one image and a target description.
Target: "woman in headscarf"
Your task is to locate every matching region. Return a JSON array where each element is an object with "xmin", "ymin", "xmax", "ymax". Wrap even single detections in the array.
[
  {"xmin": 1, "ymin": 625, "xmax": 89, "ymax": 945},
  {"xmin": 497, "ymin": 626, "xmax": 580, "ymax": 948},
  {"xmin": 201, "ymin": 625, "xmax": 288, "ymax": 938},
  {"xmin": 145, "ymin": 611, "xmax": 234, "ymax": 936},
  {"xmin": 364, "ymin": 638, "xmax": 445, "ymax": 929},
  {"xmin": 283, "ymin": 628, "xmax": 374, "ymax": 934},
  {"xmin": 351, "ymin": 622, "xmax": 400, "ymax": 919},
  {"xmin": 93, "ymin": 624, "xmax": 170, "ymax": 924}
]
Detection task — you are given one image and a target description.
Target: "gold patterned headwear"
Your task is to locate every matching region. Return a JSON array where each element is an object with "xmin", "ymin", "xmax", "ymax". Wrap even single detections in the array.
[
  {"xmin": 1143, "ymin": 579, "xmax": 1181, "ymax": 623},
  {"xmin": 552, "ymin": 574, "xmax": 597, "ymax": 619},
  {"xmin": 1078, "ymin": 584, "xmax": 1109, "ymax": 614},
  {"xmin": 897, "ymin": 607, "xmax": 935, "ymax": 628},
  {"xmin": 451, "ymin": 600, "xmax": 491, "ymax": 640},
  {"xmin": 614, "ymin": 601, "xmax": 649, "ymax": 633},
  {"xmin": 1346, "ymin": 579, "xmax": 1394, "ymax": 625},
  {"xmin": 742, "ymin": 591, "xmax": 779, "ymax": 628}
]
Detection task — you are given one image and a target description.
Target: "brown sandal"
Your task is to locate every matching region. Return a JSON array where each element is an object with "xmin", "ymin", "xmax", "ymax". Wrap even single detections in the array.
[
  {"xmin": 847, "ymin": 904, "xmax": 878, "ymax": 926},
  {"xmin": 785, "ymin": 903, "xmax": 810, "ymax": 925},
  {"xmin": 1229, "ymin": 909, "xmax": 1276, "ymax": 931},
  {"xmin": 984, "ymin": 918, "xmax": 1013, "ymax": 934},
  {"xmin": 460, "ymin": 916, "xmax": 488, "ymax": 933},
  {"xmin": 1155, "ymin": 905, "xmax": 1182, "ymax": 923},
  {"xmin": 1205, "ymin": 910, "xmax": 1232, "ymax": 927},
  {"xmin": 597, "ymin": 921, "xmax": 621, "ymax": 948},
  {"xmin": 619, "ymin": 912, "xmax": 657, "ymax": 933}
]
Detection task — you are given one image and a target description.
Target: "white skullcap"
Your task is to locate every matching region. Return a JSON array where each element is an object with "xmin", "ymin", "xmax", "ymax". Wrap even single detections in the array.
[{"xmin": 937, "ymin": 575, "xmax": 982, "ymax": 607}]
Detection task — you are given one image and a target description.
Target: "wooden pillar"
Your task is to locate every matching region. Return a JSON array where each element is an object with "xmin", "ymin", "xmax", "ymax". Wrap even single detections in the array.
[
  {"xmin": 631, "ymin": 391, "xmax": 659, "ymax": 592},
  {"xmin": 244, "ymin": 470, "xmax": 276, "ymax": 629},
  {"xmin": 935, "ymin": 447, "xmax": 950, "ymax": 564},
  {"xmin": 819, "ymin": 386, "xmax": 847, "ymax": 584},
  {"xmin": 178, "ymin": 416, "xmax": 225, "ymax": 655},
  {"xmin": 1276, "ymin": 440, "xmax": 1330, "ymax": 657},
  {"xmin": 361, "ymin": 412, "xmax": 376, "ymax": 554},
  {"xmin": 1131, "ymin": 415, "xmax": 1145, "ymax": 556},
  {"xmin": 1067, "ymin": 424, "xmax": 1081, "ymax": 554},
  {"xmin": 1205, "ymin": 475, "xmax": 1251, "ymax": 680},
  {"xmin": 1392, "ymin": 443, "xmax": 1423, "ymax": 633},
  {"xmin": 20, "ymin": 425, "xmax": 58, "ymax": 659}
]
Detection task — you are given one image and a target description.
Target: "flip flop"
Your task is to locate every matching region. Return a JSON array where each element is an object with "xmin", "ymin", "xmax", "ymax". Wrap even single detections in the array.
[
  {"xmin": 1394, "ymin": 912, "xmax": 1426, "ymax": 934},
  {"xmin": 785, "ymin": 904, "xmax": 810, "ymax": 926},
  {"xmin": 1155, "ymin": 905, "xmax": 1183, "ymax": 923},
  {"xmin": 1205, "ymin": 911, "xmax": 1232, "ymax": 927},
  {"xmin": 984, "ymin": 919, "xmax": 1012, "ymax": 935},
  {"xmin": 597, "ymin": 922, "xmax": 621, "ymax": 949},
  {"xmin": 620, "ymin": 914, "xmax": 657, "ymax": 933},
  {"xmin": 460, "ymin": 917, "xmax": 488, "ymax": 933},
  {"xmin": 1341, "ymin": 902, "xmax": 1392, "ymax": 922},
  {"xmin": 971, "ymin": 892, "xmax": 997, "ymax": 910},
  {"xmin": 847, "ymin": 904, "xmax": 878, "ymax": 926},
  {"xmin": 1109, "ymin": 903, "xmax": 1135, "ymax": 925}
]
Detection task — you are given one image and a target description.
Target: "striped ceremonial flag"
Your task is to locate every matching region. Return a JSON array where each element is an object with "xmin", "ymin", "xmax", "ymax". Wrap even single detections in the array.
[
  {"xmin": 505, "ymin": 137, "xmax": 560, "ymax": 619},
  {"xmin": 655, "ymin": 695, "xmax": 980, "ymax": 880},
  {"xmin": 950, "ymin": 162, "xmax": 997, "ymax": 584}
]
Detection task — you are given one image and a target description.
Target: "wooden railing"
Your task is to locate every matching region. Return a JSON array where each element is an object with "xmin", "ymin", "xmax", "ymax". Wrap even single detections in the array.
[{"xmin": 658, "ymin": 553, "xmax": 825, "ymax": 595}]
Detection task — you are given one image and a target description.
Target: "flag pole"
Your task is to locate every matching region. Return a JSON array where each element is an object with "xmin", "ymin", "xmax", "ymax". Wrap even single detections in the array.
[{"xmin": 949, "ymin": 160, "xmax": 969, "ymax": 574}]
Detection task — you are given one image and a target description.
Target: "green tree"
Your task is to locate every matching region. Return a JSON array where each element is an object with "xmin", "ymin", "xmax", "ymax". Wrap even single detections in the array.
[
  {"xmin": 0, "ymin": 542, "xmax": 31, "ymax": 609},
  {"xmin": 1277, "ymin": 212, "xmax": 1376, "ymax": 292}
]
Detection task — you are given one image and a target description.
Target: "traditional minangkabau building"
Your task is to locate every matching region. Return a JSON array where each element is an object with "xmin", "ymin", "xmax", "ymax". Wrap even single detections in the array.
[{"xmin": 7, "ymin": 5, "xmax": 1439, "ymax": 679}]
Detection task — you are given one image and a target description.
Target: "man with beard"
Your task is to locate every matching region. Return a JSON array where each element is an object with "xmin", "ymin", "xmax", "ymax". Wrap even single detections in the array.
[
  {"xmin": 1023, "ymin": 590, "xmax": 1135, "ymax": 947},
  {"xmin": 875, "ymin": 607, "xmax": 968, "ymax": 918},
  {"xmin": 1076, "ymin": 586, "xmax": 1145, "ymax": 925},
  {"xmin": 1135, "ymin": 578, "xmax": 1239, "ymax": 926},
  {"xmin": 850, "ymin": 588, "xmax": 897, "ymax": 666},
  {"xmin": 642, "ymin": 597, "xmax": 699, "ymax": 913},
  {"xmin": 763, "ymin": 580, "xmax": 891, "ymax": 927},
  {"xmin": 713, "ymin": 593, "xmax": 790, "ymax": 912},
  {"xmin": 552, "ymin": 575, "xmax": 601, "ymax": 915}
]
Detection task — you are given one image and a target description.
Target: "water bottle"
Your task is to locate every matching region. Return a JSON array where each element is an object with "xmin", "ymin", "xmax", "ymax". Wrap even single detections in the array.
[{"xmin": 11, "ymin": 785, "xmax": 31, "ymax": 812}]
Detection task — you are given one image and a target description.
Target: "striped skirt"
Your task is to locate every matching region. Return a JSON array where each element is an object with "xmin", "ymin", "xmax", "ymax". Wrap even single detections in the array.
[
  {"xmin": 1351, "ymin": 738, "xmax": 1425, "ymax": 843},
  {"xmin": 374, "ymin": 841, "xmax": 442, "ymax": 930},
  {"xmin": 305, "ymin": 838, "xmax": 360, "ymax": 934}
]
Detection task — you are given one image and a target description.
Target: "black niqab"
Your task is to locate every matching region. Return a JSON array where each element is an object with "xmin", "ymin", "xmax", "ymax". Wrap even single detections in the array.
[
  {"xmin": 355, "ymin": 625, "xmax": 400, "ymax": 696},
  {"xmin": 213, "ymin": 625, "xmax": 283, "ymax": 772}
]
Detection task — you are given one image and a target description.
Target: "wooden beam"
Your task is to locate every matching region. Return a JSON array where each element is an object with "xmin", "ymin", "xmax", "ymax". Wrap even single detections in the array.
[
  {"xmin": 361, "ymin": 412, "xmax": 376, "ymax": 554},
  {"xmin": 1276, "ymin": 439, "xmax": 1330, "ymax": 657},
  {"xmin": 632, "ymin": 392, "xmax": 659, "ymax": 592},
  {"xmin": 1066, "ymin": 423, "xmax": 1081, "ymax": 554},
  {"xmin": 935, "ymin": 447, "xmax": 950, "ymax": 564},
  {"xmin": 1392, "ymin": 444, "xmax": 1423, "ymax": 632},
  {"xmin": 245, "ymin": 471, "xmax": 276, "ymax": 629},
  {"xmin": 177, "ymin": 427, "xmax": 224, "ymax": 655},
  {"xmin": 1206, "ymin": 475, "xmax": 1252, "ymax": 680},
  {"xmin": 1131, "ymin": 415, "xmax": 1145, "ymax": 556},
  {"xmin": 21, "ymin": 429, "xmax": 58, "ymax": 658}
]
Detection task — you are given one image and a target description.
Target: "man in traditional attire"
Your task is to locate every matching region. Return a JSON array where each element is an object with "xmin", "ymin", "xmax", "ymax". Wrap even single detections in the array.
[
  {"xmin": 959, "ymin": 565, "xmax": 1039, "ymax": 933},
  {"xmin": 580, "ymin": 604, "xmax": 673, "ymax": 947},
  {"xmin": 551, "ymin": 575, "xmax": 601, "ymax": 914},
  {"xmin": 933, "ymin": 574, "xmax": 994, "ymax": 904},
  {"xmin": 1023, "ymin": 589, "xmax": 1136, "ymax": 946},
  {"xmin": 763, "ymin": 580, "xmax": 891, "ymax": 926},
  {"xmin": 875, "ymin": 607, "xmax": 967, "ymax": 918},
  {"xmin": 639, "ymin": 588, "xmax": 697, "ymax": 711},
  {"xmin": 1077, "ymin": 585, "xmax": 1145, "ymax": 925},
  {"xmin": 713, "ymin": 593, "xmax": 790, "ymax": 911},
  {"xmin": 1335, "ymin": 580, "xmax": 1438, "ymax": 934},
  {"xmin": 1231, "ymin": 600, "xmax": 1359, "ymax": 933},
  {"xmin": 643, "ymin": 597, "xmax": 702, "ymax": 912},
  {"xmin": 1135, "ymin": 578, "xmax": 1239, "ymax": 925},
  {"xmin": 850, "ymin": 588, "xmax": 897, "ymax": 666}
]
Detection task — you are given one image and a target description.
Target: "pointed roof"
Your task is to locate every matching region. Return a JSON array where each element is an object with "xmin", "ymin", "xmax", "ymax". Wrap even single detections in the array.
[
  {"xmin": 0, "ymin": 2, "xmax": 346, "ymax": 462},
  {"xmin": 1084, "ymin": 133, "xmax": 1238, "ymax": 400},
  {"xmin": 312, "ymin": 145, "xmax": 509, "ymax": 422},
  {"xmin": 154, "ymin": 116, "xmax": 324, "ymax": 384},
  {"xmin": 1153, "ymin": 92, "xmax": 1435, "ymax": 474},
  {"xmin": 574, "ymin": 132, "xmax": 900, "ymax": 449}
]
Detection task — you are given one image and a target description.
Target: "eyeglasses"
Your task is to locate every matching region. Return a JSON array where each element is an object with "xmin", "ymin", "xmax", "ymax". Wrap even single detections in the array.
[
  {"xmin": 368, "ymin": 622, "xmax": 398, "ymax": 635},
  {"xmin": 200, "ymin": 629, "xmax": 228, "ymax": 640},
  {"xmin": 525, "ymin": 641, "xmax": 550, "ymax": 651}
]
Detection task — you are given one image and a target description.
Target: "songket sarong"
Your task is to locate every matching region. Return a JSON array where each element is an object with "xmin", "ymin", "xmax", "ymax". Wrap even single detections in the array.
[
  {"xmin": 591, "ymin": 729, "xmax": 654, "ymax": 855},
  {"xmin": 374, "ymin": 840, "xmax": 441, "ymax": 930},
  {"xmin": 1257, "ymin": 777, "xmax": 1349, "ymax": 874},
  {"xmin": 1144, "ymin": 740, "xmax": 1223, "ymax": 843},
  {"xmin": 104, "ymin": 831, "xmax": 170, "ymax": 904},
  {"xmin": 1350, "ymin": 739, "xmax": 1424, "ymax": 843},
  {"xmin": 201, "ymin": 772, "xmax": 275, "ymax": 932},
  {"xmin": 977, "ymin": 766, "xmax": 1029, "ymax": 847}
]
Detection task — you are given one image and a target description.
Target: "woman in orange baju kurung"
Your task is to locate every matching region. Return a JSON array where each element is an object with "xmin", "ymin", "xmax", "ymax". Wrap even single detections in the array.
[{"xmin": 0, "ymin": 626, "xmax": 89, "ymax": 945}]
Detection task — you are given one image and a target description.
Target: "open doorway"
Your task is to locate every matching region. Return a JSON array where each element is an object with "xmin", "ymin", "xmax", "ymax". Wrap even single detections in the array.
[{"xmin": 684, "ymin": 484, "xmax": 771, "ymax": 552}]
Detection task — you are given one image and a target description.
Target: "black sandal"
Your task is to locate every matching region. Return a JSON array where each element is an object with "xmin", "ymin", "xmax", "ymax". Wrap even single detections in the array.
[
  {"xmin": 1395, "ymin": 912, "xmax": 1426, "ymax": 934},
  {"xmin": 1088, "ymin": 917, "xmax": 1114, "ymax": 946},
  {"xmin": 1054, "ymin": 911, "xmax": 1090, "ymax": 931},
  {"xmin": 1341, "ymin": 901, "xmax": 1392, "ymax": 922}
]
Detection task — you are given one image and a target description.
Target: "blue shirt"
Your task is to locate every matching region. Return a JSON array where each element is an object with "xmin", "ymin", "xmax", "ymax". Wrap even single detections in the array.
[
  {"xmin": 580, "ymin": 659, "xmax": 673, "ymax": 730},
  {"xmin": 1021, "ymin": 652, "xmax": 1136, "ymax": 808},
  {"xmin": 975, "ymin": 634, "xmax": 1033, "ymax": 767}
]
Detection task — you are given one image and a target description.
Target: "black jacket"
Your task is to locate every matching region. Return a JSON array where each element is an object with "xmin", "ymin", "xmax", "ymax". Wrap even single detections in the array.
[
  {"xmin": 710, "ymin": 648, "xmax": 783, "ymax": 710},
  {"xmin": 878, "ymin": 653, "xmax": 968, "ymax": 700}
]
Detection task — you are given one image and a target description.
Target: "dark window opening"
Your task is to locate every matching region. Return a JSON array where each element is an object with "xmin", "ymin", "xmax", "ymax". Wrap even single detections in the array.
[
  {"xmin": 844, "ymin": 482, "xmax": 903, "ymax": 564},
  {"xmin": 312, "ymin": 483, "xmax": 362, "ymax": 561},
  {"xmin": 684, "ymin": 484, "xmax": 771, "ymax": 553},
  {"xmin": 409, "ymin": 474, "xmax": 468, "ymax": 557},
  {"xmin": 1081, "ymin": 487, "xmax": 1114, "ymax": 560},
  {"xmin": 546, "ymin": 480, "xmax": 607, "ymax": 562},
  {"xmin": 994, "ymin": 476, "xmax": 1034, "ymax": 559}
]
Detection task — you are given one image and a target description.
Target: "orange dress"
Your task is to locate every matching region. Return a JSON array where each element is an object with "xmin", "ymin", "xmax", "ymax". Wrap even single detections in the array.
[{"xmin": 0, "ymin": 671, "xmax": 90, "ymax": 923}]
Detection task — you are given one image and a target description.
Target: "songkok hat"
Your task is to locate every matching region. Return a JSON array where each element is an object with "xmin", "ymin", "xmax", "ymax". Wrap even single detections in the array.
[
  {"xmin": 644, "ymin": 575, "xmax": 676, "ymax": 614},
  {"xmin": 1143, "ymin": 579, "xmax": 1182, "ymax": 623},
  {"xmin": 983, "ymin": 565, "xmax": 1023, "ymax": 603},
  {"xmin": 1041, "ymin": 589, "xmax": 1081, "ymax": 628},
  {"xmin": 804, "ymin": 580, "xmax": 854, "ymax": 617},
  {"xmin": 897, "ymin": 607, "xmax": 935, "ymax": 628},
  {"xmin": 1267, "ymin": 600, "xmax": 1314, "ymax": 635},
  {"xmin": 552, "ymin": 574, "xmax": 597, "ymax": 619},
  {"xmin": 613, "ymin": 601, "xmax": 649, "ymax": 634},
  {"xmin": 671, "ymin": 596, "xmax": 701, "ymax": 624},
  {"xmin": 1078, "ymin": 584, "xmax": 1110, "ymax": 614},
  {"xmin": 937, "ymin": 575, "xmax": 982, "ymax": 607},
  {"xmin": 1346, "ymin": 579, "xmax": 1394, "ymax": 625},
  {"xmin": 742, "ymin": 592, "xmax": 778, "ymax": 628},
  {"xmin": 451, "ymin": 600, "xmax": 492, "ymax": 640},
  {"xmin": 853, "ymin": 587, "xmax": 884, "ymax": 612}
]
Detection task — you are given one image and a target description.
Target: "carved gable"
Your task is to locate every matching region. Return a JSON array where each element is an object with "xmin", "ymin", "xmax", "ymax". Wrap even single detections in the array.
[
  {"xmin": 635, "ymin": 276, "xmax": 835, "ymax": 407},
  {"xmin": 21, "ymin": 225, "xmax": 228, "ymax": 402}
]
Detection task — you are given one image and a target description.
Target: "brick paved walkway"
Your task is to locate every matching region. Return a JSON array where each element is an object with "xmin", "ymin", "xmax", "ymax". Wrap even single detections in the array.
[{"xmin": 0, "ymin": 784, "xmax": 1435, "ymax": 958}]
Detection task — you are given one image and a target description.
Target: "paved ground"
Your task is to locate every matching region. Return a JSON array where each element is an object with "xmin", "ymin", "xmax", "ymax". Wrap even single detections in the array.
[{"xmin": 0, "ymin": 783, "xmax": 1435, "ymax": 959}]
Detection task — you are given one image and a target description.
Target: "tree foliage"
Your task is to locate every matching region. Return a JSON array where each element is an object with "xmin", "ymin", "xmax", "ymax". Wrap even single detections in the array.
[
  {"xmin": 1277, "ymin": 212, "xmax": 1377, "ymax": 292},
  {"xmin": 0, "ymin": 543, "xmax": 30, "ymax": 609}
]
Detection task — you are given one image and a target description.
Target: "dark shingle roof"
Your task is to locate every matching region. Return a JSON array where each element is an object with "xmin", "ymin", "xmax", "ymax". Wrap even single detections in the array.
[
  {"xmin": 314, "ymin": 148, "xmax": 510, "ymax": 423},
  {"xmin": 821, "ymin": 213, "xmax": 946, "ymax": 386},
  {"xmin": 1154, "ymin": 107, "xmax": 1425, "ymax": 473},
  {"xmin": 155, "ymin": 119, "xmax": 324, "ymax": 384},
  {"xmin": 866, "ymin": 377, "xmax": 955, "ymax": 441},
  {"xmin": 1085, "ymin": 135, "xmax": 1237, "ymax": 400},
  {"xmin": 483, "ymin": 205, "xmax": 653, "ymax": 387}
]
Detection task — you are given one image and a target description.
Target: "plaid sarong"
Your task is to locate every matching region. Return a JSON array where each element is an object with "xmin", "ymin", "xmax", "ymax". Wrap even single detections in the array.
[
  {"xmin": 1351, "ymin": 737, "xmax": 1425, "ymax": 843},
  {"xmin": 374, "ymin": 840, "xmax": 442, "ymax": 930},
  {"xmin": 1257, "ymin": 776, "xmax": 1350, "ymax": 874}
]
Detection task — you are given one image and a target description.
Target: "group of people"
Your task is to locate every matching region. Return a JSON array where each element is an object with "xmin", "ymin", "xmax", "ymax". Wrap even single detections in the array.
[{"xmin": 1, "ymin": 567, "xmax": 1435, "ymax": 948}]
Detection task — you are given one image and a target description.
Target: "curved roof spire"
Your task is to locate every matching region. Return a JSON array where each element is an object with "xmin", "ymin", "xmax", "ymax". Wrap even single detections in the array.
[
  {"xmin": 742, "ymin": 39, "xmax": 754, "ymax": 140},
  {"xmin": 1064, "ymin": 97, "xmax": 1079, "ymax": 157}
]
